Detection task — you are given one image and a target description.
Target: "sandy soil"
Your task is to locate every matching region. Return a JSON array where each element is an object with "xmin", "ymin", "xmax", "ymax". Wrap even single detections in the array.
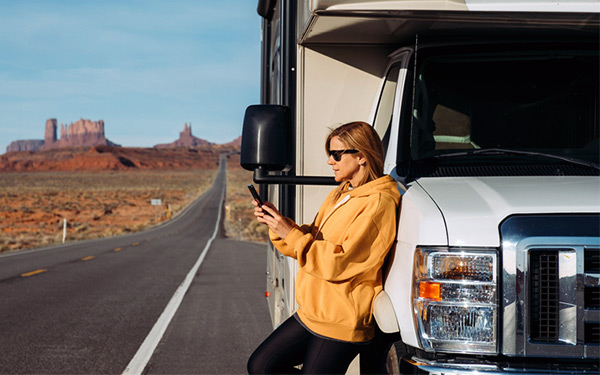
[{"xmin": 0, "ymin": 148, "xmax": 268, "ymax": 253}]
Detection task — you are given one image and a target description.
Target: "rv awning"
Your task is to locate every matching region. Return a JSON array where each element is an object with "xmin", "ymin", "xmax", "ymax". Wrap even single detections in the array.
[{"xmin": 299, "ymin": 0, "xmax": 600, "ymax": 44}]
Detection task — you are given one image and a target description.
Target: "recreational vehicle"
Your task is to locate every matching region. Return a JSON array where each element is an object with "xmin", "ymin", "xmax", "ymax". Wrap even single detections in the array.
[{"xmin": 241, "ymin": 1, "xmax": 600, "ymax": 373}]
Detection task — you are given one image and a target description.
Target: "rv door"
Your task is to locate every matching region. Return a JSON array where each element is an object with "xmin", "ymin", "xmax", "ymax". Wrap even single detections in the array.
[{"xmin": 370, "ymin": 47, "xmax": 414, "ymax": 175}]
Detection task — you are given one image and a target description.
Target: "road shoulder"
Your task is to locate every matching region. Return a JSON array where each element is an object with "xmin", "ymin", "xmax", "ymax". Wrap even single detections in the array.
[{"xmin": 145, "ymin": 238, "xmax": 272, "ymax": 374}]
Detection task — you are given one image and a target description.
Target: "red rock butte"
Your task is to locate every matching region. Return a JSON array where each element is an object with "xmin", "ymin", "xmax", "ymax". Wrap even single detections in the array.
[
  {"xmin": 154, "ymin": 123, "xmax": 212, "ymax": 148},
  {"xmin": 44, "ymin": 118, "xmax": 120, "ymax": 150},
  {"xmin": 6, "ymin": 118, "xmax": 119, "ymax": 153}
]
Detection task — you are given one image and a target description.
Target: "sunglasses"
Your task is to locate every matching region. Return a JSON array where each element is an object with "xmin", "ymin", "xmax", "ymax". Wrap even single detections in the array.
[{"xmin": 328, "ymin": 149, "xmax": 358, "ymax": 162}]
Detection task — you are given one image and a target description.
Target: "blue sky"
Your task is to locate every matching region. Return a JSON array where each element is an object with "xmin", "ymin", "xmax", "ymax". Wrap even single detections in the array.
[{"xmin": 0, "ymin": 0, "xmax": 260, "ymax": 153}]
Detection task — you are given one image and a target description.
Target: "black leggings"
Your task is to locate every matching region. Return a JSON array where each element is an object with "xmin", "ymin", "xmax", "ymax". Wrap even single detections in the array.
[{"xmin": 247, "ymin": 316, "xmax": 362, "ymax": 374}]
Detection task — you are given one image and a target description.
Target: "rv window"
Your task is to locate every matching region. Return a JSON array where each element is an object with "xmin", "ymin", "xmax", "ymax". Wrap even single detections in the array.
[
  {"xmin": 411, "ymin": 45, "xmax": 599, "ymax": 165},
  {"xmin": 373, "ymin": 64, "xmax": 400, "ymax": 154},
  {"xmin": 269, "ymin": 23, "xmax": 282, "ymax": 104}
]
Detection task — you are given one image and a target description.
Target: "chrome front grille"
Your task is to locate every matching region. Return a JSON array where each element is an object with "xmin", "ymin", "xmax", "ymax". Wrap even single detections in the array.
[
  {"xmin": 529, "ymin": 250, "xmax": 560, "ymax": 343},
  {"xmin": 585, "ymin": 285, "xmax": 600, "ymax": 310},
  {"xmin": 528, "ymin": 248, "xmax": 600, "ymax": 346},
  {"xmin": 501, "ymin": 215, "xmax": 600, "ymax": 359},
  {"xmin": 586, "ymin": 322, "xmax": 600, "ymax": 345},
  {"xmin": 586, "ymin": 249, "xmax": 600, "ymax": 273},
  {"xmin": 584, "ymin": 247, "xmax": 600, "ymax": 346}
]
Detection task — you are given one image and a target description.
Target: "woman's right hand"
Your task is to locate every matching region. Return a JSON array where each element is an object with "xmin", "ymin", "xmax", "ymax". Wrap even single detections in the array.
[
  {"xmin": 252, "ymin": 199, "xmax": 272, "ymax": 222},
  {"xmin": 252, "ymin": 200, "xmax": 294, "ymax": 239}
]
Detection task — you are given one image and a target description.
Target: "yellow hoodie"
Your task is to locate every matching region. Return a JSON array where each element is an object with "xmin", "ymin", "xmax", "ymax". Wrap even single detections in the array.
[{"xmin": 269, "ymin": 175, "xmax": 401, "ymax": 343}]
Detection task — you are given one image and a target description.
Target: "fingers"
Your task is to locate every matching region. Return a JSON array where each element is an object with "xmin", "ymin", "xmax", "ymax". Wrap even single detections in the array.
[
  {"xmin": 264, "ymin": 201, "xmax": 277, "ymax": 211},
  {"xmin": 254, "ymin": 206, "xmax": 268, "ymax": 219},
  {"xmin": 252, "ymin": 200, "xmax": 273, "ymax": 223},
  {"xmin": 251, "ymin": 199, "xmax": 288, "ymax": 235},
  {"xmin": 250, "ymin": 202, "xmax": 291, "ymax": 238},
  {"xmin": 261, "ymin": 204, "xmax": 277, "ymax": 217}
]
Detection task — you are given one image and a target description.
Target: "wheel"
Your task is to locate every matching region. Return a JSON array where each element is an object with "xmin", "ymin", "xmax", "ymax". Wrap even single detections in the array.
[
  {"xmin": 386, "ymin": 341, "xmax": 413, "ymax": 375},
  {"xmin": 385, "ymin": 342, "xmax": 401, "ymax": 375}
]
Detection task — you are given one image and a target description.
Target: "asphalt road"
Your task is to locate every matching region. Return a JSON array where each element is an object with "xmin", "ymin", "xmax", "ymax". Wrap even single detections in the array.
[{"xmin": 0, "ymin": 156, "xmax": 272, "ymax": 374}]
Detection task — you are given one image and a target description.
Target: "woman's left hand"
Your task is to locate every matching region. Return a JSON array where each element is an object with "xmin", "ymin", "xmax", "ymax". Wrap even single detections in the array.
[{"xmin": 252, "ymin": 200, "xmax": 294, "ymax": 239}]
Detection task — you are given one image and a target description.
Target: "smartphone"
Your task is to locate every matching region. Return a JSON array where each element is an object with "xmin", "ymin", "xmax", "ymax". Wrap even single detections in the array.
[
  {"xmin": 248, "ymin": 184, "xmax": 271, "ymax": 216},
  {"xmin": 247, "ymin": 184, "xmax": 263, "ymax": 205}
]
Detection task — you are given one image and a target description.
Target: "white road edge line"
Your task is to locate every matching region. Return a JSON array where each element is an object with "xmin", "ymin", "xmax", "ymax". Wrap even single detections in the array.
[{"xmin": 122, "ymin": 184, "xmax": 225, "ymax": 375}]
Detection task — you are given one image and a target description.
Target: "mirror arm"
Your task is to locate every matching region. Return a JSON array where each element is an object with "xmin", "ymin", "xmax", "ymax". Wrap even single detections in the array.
[{"xmin": 253, "ymin": 167, "xmax": 337, "ymax": 186}]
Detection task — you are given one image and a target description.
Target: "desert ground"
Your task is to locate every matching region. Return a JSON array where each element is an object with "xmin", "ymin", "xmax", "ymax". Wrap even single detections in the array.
[{"xmin": 0, "ymin": 147, "xmax": 268, "ymax": 253}]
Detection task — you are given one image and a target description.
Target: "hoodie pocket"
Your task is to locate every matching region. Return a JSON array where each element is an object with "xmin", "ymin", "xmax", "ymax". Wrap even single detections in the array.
[{"xmin": 299, "ymin": 276, "xmax": 357, "ymax": 326}]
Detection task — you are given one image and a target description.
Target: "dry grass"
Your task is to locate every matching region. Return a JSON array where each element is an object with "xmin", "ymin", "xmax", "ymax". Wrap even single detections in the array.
[
  {"xmin": 0, "ymin": 170, "xmax": 216, "ymax": 252},
  {"xmin": 225, "ymin": 169, "xmax": 269, "ymax": 243},
  {"xmin": 0, "ymin": 164, "xmax": 269, "ymax": 253}
]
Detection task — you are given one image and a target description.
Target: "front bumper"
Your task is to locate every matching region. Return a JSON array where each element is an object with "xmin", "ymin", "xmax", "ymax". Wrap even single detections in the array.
[{"xmin": 399, "ymin": 355, "xmax": 600, "ymax": 375}]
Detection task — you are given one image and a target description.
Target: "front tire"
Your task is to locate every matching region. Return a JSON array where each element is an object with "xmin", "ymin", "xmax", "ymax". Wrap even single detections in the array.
[{"xmin": 386, "ymin": 341, "xmax": 412, "ymax": 375}]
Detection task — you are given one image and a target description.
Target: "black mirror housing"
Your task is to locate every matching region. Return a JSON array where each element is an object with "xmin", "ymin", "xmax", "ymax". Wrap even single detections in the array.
[{"xmin": 241, "ymin": 105, "xmax": 293, "ymax": 172}]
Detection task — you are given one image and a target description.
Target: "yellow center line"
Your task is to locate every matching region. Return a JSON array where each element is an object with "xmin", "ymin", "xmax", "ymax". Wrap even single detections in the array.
[
  {"xmin": 21, "ymin": 269, "xmax": 48, "ymax": 277},
  {"xmin": 113, "ymin": 247, "xmax": 123, "ymax": 252},
  {"xmin": 81, "ymin": 256, "xmax": 95, "ymax": 261},
  {"xmin": 131, "ymin": 242, "xmax": 140, "ymax": 247}
]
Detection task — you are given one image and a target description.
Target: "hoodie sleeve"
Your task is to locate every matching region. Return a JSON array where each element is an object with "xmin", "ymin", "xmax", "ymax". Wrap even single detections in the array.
[
  {"xmin": 280, "ymin": 194, "xmax": 398, "ymax": 282},
  {"xmin": 269, "ymin": 221, "xmax": 312, "ymax": 259},
  {"xmin": 269, "ymin": 189, "xmax": 338, "ymax": 259}
]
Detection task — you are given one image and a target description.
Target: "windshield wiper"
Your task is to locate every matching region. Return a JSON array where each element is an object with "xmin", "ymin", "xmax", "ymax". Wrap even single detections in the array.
[{"xmin": 436, "ymin": 148, "xmax": 600, "ymax": 170}]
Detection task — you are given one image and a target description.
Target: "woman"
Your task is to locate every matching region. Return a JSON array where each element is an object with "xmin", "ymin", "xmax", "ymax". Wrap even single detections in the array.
[{"xmin": 247, "ymin": 121, "xmax": 401, "ymax": 374}]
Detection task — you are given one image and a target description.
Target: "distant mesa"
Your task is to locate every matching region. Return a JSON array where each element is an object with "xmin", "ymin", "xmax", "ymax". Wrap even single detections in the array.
[
  {"xmin": 7, "ymin": 139, "xmax": 44, "ymax": 152},
  {"xmin": 6, "ymin": 118, "xmax": 119, "ymax": 153},
  {"xmin": 5, "ymin": 120, "xmax": 241, "ymax": 155},
  {"xmin": 43, "ymin": 119, "xmax": 120, "ymax": 150},
  {"xmin": 154, "ymin": 123, "xmax": 213, "ymax": 148},
  {"xmin": 0, "ymin": 120, "xmax": 242, "ymax": 172}
]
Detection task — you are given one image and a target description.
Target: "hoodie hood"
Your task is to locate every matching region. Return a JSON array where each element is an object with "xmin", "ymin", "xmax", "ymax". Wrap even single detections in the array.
[
  {"xmin": 340, "ymin": 175, "xmax": 402, "ymax": 204},
  {"xmin": 316, "ymin": 175, "xmax": 402, "ymax": 236}
]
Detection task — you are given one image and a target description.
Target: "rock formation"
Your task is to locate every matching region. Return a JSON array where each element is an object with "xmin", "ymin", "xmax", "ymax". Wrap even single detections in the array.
[
  {"xmin": 5, "ymin": 118, "xmax": 119, "ymax": 153},
  {"xmin": 6, "ymin": 140, "xmax": 45, "ymax": 153},
  {"xmin": 154, "ymin": 123, "xmax": 213, "ymax": 148},
  {"xmin": 44, "ymin": 119, "xmax": 57, "ymax": 145},
  {"xmin": 0, "ymin": 146, "xmax": 222, "ymax": 172},
  {"xmin": 42, "ymin": 118, "xmax": 119, "ymax": 150}
]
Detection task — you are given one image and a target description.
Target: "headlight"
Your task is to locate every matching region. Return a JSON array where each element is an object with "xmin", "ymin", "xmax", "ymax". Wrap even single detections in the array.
[{"xmin": 413, "ymin": 248, "xmax": 498, "ymax": 354}]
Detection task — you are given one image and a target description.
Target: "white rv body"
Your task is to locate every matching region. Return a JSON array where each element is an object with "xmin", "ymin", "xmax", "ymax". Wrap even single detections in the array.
[{"xmin": 242, "ymin": 1, "xmax": 600, "ymax": 373}]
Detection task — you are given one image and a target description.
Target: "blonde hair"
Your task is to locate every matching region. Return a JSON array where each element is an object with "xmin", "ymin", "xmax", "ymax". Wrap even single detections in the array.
[{"xmin": 325, "ymin": 121, "xmax": 384, "ymax": 193}]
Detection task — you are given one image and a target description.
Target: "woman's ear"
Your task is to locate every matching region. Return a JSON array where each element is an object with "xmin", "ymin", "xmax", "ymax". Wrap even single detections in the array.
[{"xmin": 358, "ymin": 155, "xmax": 367, "ymax": 166}]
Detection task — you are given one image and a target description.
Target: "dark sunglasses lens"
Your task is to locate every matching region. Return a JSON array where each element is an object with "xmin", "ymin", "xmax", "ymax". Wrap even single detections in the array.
[
  {"xmin": 331, "ymin": 151, "xmax": 342, "ymax": 161},
  {"xmin": 329, "ymin": 149, "xmax": 358, "ymax": 161}
]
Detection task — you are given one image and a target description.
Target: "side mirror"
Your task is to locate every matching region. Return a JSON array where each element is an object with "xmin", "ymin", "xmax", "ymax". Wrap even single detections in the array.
[{"xmin": 241, "ymin": 105, "xmax": 292, "ymax": 172}]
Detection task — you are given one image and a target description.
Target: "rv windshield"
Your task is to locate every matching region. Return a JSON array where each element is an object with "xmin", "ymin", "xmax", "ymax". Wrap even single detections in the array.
[{"xmin": 410, "ymin": 43, "xmax": 599, "ymax": 170}]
